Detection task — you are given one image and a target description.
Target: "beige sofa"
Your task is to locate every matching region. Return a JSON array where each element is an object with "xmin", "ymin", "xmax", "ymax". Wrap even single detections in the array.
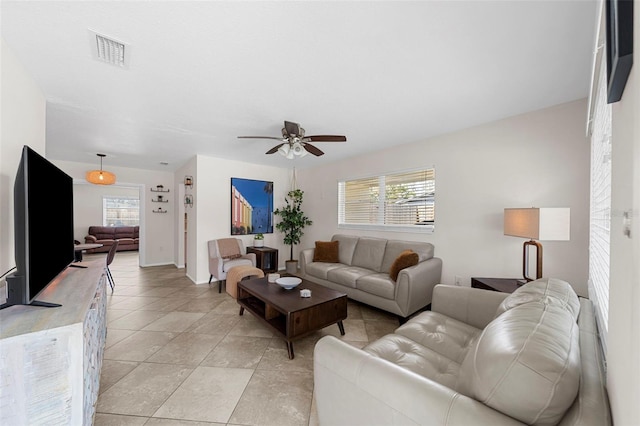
[
  {"xmin": 314, "ymin": 278, "xmax": 611, "ymax": 426},
  {"xmin": 299, "ymin": 234, "xmax": 442, "ymax": 319}
]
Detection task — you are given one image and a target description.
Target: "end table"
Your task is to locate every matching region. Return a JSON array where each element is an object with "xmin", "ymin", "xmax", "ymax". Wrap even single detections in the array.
[
  {"xmin": 471, "ymin": 277, "xmax": 526, "ymax": 294},
  {"xmin": 246, "ymin": 246, "xmax": 278, "ymax": 273}
]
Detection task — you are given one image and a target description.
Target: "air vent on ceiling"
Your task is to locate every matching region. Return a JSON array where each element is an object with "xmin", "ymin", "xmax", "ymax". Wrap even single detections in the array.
[{"xmin": 89, "ymin": 30, "xmax": 130, "ymax": 69}]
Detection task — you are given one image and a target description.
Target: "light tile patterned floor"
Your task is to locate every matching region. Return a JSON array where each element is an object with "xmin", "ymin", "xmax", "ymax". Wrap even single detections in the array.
[{"xmin": 94, "ymin": 251, "xmax": 400, "ymax": 426}]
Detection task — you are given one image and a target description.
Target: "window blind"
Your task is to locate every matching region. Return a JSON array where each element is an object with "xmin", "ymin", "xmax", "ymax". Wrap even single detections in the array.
[
  {"xmin": 588, "ymin": 58, "xmax": 611, "ymax": 356},
  {"xmin": 338, "ymin": 168, "xmax": 435, "ymax": 230},
  {"xmin": 103, "ymin": 196, "xmax": 140, "ymax": 226}
]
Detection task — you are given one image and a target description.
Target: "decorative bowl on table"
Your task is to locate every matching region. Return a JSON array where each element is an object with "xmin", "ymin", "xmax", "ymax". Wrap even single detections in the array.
[{"xmin": 275, "ymin": 277, "xmax": 302, "ymax": 290}]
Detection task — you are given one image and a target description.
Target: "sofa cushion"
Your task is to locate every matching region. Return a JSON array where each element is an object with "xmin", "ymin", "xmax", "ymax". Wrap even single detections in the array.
[
  {"xmin": 313, "ymin": 241, "xmax": 340, "ymax": 263},
  {"xmin": 114, "ymin": 226, "xmax": 136, "ymax": 239},
  {"xmin": 457, "ymin": 302, "xmax": 580, "ymax": 426},
  {"xmin": 496, "ymin": 277, "xmax": 580, "ymax": 320},
  {"xmin": 351, "ymin": 237, "xmax": 387, "ymax": 272},
  {"xmin": 331, "ymin": 234, "xmax": 360, "ymax": 265},
  {"xmin": 389, "ymin": 250, "xmax": 419, "ymax": 281},
  {"xmin": 305, "ymin": 262, "xmax": 344, "ymax": 280},
  {"xmin": 364, "ymin": 334, "xmax": 461, "ymax": 389},
  {"xmin": 395, "ymin": 311, "xmax": 482, "ymax": 363},
  {"xmin": 89, "ymin": 226, "xmax": 116, "ymax": 240},
  {"xmin": 327, "ymin": 266, "xmax": 375, "ymax": 288},
  {"xmin": 356, "ymin": 273, "xmax": 396, "ymax": 300},
  {"xmin": 380, "ymin": 240, "xmax": 435, "ymax": 273}
]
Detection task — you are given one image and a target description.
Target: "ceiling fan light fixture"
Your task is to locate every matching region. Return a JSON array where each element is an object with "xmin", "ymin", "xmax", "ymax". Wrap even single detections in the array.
[
  {"xmin": 86, "ymin": 153, "xmax": 116, "ymax": 185},
  {"xmin": 292, "ymin": 142, "xmax": 305, "ymax": 156},
  {"xmin": 278, "ymin": 144, "xmax": 291, "ymax": 157}
]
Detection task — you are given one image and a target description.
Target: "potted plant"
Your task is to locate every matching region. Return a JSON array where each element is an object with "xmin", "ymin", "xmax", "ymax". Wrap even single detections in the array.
[
  {"xmin": 274, "ymin": 189, "xmax": 313, "ymax": 274},
  {"xmin": 254, "ymin": 233, "xmax": 264, "ymax": 247}
]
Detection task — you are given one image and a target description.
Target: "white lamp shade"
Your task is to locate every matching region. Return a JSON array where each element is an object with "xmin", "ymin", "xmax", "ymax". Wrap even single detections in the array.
[
  {"xmin": 278, "ymin": 144, "xmax": 290, "ymax": 156},
  {"xmin": 504, "ymin": 208, "xmax": 570, "ymax": 241},
  {"xmin": 292, "ymin": 142, "xmax": 304, "ymax": 156}
]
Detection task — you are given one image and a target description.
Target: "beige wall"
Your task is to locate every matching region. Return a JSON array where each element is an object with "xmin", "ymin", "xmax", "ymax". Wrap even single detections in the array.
[
  {"xmin": 606, "ymin": 3, "xmax": 640, "ymax": 423},
  {"xmin": 0, "ymin": 39, "xmax": 46, "ymax": 278},
  {"xmin": 297, "ymin": 99, "xmax": 590, "ymax": 296},
  {"xmin": 192, "ymin": 154, "xmax": 291, "ymax": 284}
]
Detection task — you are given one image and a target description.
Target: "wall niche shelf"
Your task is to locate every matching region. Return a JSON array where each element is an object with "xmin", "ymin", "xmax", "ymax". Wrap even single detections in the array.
[
  {"xmin": 152, "ymin": 199, "xmax": 169, "ymax": 203},
  {"xmin": 152, "ymin": 208, "xmax": 168, "ymax": 213},
  {"xmin": 151, "ymin": 188, "xmax": 170, "ymax": 193}
]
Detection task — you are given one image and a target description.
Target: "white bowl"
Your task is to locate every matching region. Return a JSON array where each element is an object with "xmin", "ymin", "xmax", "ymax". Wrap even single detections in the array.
[{"xmin": 275, "ymin": 277, "xmax": 302, "ymax": 290}]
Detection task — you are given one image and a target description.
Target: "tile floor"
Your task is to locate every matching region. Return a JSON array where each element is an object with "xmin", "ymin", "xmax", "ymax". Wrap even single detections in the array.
[{"xmin": 94, "ymin": 251, "xmax": 401, "ymax": 426}]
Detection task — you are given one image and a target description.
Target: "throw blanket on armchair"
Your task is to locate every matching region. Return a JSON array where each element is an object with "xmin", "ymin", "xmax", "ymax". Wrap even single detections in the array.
[{"xmin": 218, "ymin": 238, "xmax": 241, "ymax": 259}]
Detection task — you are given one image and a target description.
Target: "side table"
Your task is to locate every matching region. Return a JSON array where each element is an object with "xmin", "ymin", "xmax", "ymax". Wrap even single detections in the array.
[
  {"xmin": 471, "ymin": 277, "xmax": 526, "ymax": 294},
  {"xmin": 246, "ymin": 246, "xmax": 278, "ymax": 273}
]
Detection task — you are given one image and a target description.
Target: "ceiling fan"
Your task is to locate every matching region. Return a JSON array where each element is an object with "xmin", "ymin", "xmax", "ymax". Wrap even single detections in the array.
[{"xmin": 238, "ymin": 121, "xmax": 346, "ymax": 158}]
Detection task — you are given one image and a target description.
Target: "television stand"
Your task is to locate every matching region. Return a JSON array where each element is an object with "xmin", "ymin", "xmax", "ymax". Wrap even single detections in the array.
[{"xmin": 0, "ymin": 261, "xmax": 107, "ymax": 424}]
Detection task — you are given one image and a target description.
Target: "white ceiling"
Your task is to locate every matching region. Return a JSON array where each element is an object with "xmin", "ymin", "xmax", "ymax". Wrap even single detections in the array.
[{"xmin": 2, "ymin": 1, "xmax": 597, "ymax": 171}]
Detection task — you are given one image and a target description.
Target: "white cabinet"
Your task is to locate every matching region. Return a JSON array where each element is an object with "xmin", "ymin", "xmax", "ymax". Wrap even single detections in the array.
[{"xmin": 0, "ymin": 262, "xmax": 107, "ymax": 425}]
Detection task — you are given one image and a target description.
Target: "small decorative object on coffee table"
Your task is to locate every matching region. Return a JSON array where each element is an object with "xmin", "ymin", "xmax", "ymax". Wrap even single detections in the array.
[
  {"xmin": 275, "ymin": 277, "xmax": 301, "ymax": 290},
  {"xmin": 471, "ymin": 277, "xmax": 525, "ymax": 294},
  {"xmin": 237, "ymin": 276, "xmax": 347, "ymax": 359}
]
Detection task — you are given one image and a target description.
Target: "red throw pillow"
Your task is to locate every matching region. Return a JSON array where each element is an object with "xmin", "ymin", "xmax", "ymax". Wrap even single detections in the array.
[
  {"xmin": 313, "ymin": 241, "xmax": 340, "ymax": 263},
  {"xmin": 389, "ymin": 250, "xmax": 419, "ymax": 281}
]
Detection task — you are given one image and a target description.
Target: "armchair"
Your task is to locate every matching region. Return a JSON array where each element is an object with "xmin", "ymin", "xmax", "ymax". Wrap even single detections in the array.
[{"xmin": 208, "ymin": 238, "xmax": 256, "ymax": 293}]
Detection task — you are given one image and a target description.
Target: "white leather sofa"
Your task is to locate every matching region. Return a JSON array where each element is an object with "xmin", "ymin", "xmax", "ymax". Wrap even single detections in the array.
[
  {"xmin": 300, "ymin": 234, "xmax": 443, "ymax": 319},
  {"xmin": 314, "ymin": 278, "xmax": 611, "ymax": 426}
]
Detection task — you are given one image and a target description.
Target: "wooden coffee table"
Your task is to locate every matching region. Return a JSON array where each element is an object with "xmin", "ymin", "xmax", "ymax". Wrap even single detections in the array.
[{"xmin": 237, "ymin": 277, "xmax": 347, "ymax": 359}]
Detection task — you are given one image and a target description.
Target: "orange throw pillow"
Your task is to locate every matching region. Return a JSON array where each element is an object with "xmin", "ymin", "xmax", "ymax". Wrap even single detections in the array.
[
  {"xmin": 389, "ymin": 250, "xmax": 419, "ymax": 281},
  {"xmin": 313, "ymin": 241, "xmax": 340, "ymax": 263}
]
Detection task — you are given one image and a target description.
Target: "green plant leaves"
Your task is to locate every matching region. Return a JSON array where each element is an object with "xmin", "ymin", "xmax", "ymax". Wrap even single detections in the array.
[{"xmin": 274, "ymin": 189, "xmax": 313, "ymax": 260}]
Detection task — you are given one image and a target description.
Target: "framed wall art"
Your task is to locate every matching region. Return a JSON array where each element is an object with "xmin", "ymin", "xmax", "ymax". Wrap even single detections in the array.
[{"xmin": 230, "ymin": 177, "xmax": 274, "ymax": 235}]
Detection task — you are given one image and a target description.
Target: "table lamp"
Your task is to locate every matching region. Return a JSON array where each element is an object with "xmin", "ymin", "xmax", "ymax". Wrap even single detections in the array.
[{"xmin": 504, "ymin": 207, "xmax": 570, "ymax": 282}]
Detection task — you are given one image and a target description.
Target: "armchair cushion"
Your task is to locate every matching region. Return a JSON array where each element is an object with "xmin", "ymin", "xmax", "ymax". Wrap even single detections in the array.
[{"xmin": 313, "ymin": 241, "xmax": 340, "ymax": 263}]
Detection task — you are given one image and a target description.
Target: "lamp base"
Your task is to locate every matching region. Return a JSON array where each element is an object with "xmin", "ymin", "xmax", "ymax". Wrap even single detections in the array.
[{"xmin": 523, "ymin": 239, "xmax": 543, "ymax": 282}]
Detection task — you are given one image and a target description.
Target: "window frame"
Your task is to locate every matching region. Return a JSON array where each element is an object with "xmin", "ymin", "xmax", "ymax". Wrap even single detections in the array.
[
  {"xmin": 102, "ymin": 196, "xmax": 140, "ymax": 227},
  {"xmin": 337, "ymin": 167, "xmax": 435, "ymax": 234}
]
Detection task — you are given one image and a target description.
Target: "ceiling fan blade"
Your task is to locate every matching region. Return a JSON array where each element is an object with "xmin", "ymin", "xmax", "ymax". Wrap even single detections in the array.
[
  {"xmin": 302, "ymin": 142, "xmax": 324, "ymax": 156},
  {"xmin": 238, "ymin": 136, "xmax": 285, "ymax": 141},
  {"xmin": 284, "ymin": 121, "xmax": 301, "ymax": 136},
  {"xmin": 265, "ymin": 143, "xmax": 284, "ymax": 154},
  {"xmin": 304, "ymin": 135, "xmax": 347, "ymax": 142}
]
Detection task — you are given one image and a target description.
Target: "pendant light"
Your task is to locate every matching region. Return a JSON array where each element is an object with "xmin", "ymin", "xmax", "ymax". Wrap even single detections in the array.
[{"xmin": 86, "ymin": 153, "xmax": 116, "ymax": 185}]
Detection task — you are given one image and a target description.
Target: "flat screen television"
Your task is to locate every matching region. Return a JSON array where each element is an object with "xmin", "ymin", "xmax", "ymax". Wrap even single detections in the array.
[{"xmin": 1, "ymin": 146, "xmax": 74, "ymax": 309}]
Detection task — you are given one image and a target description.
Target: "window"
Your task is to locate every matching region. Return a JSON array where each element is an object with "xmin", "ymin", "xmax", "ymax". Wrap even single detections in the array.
[
  {"xmin": 338, "ymin": 168, "xmax": 435, "ymax": 232},
  {"xmin": 588, "ymin": 55, "xmax": 611, "ymax": 355},
  {"xmin": 103, "ymin": 196, "xmax": 140, "ymax": 226}
]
